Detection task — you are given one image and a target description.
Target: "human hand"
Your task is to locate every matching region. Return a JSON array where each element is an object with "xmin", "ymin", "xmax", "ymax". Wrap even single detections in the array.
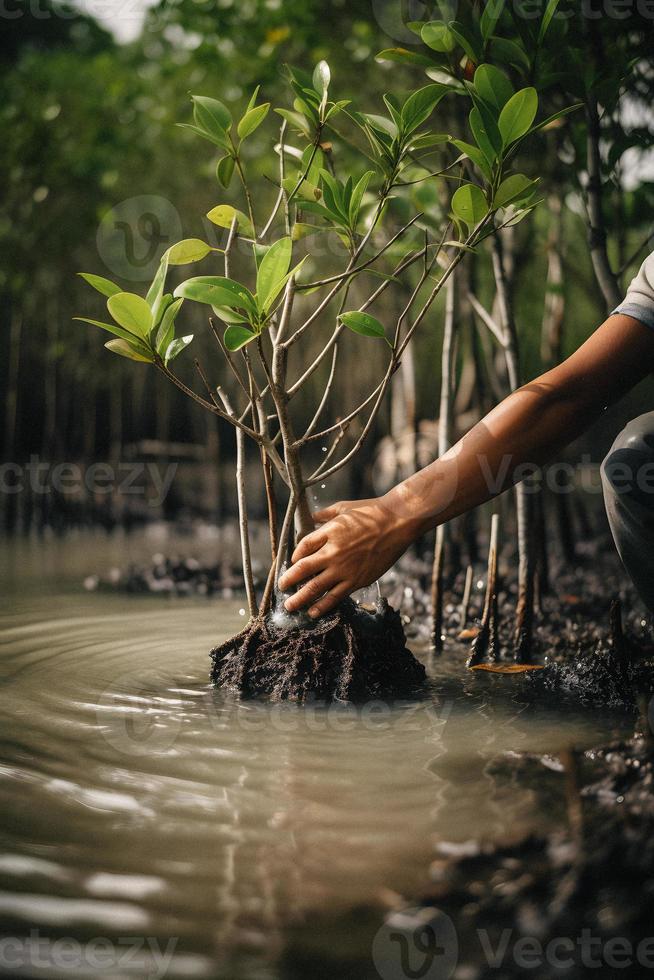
[{"xmin": 277, "ymin": 495, "xmax": 417, "ymax": 618}]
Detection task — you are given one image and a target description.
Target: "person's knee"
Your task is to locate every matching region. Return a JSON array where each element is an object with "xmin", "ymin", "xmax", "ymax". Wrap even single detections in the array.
[{"xmin": 602, "ymin": 413, "xmax": 654, "ymax": 502}]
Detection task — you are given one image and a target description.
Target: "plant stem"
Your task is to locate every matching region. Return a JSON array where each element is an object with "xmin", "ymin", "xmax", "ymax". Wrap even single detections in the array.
[
  {"xmin": 585, "ymin": 96, "xmax": 621, "ymax": 312},
  {"xmin": 430, "ymin": 271, "xmax": 457, "ymax": 652},
  {"xmin": 491, "ymin": 233, "xmax": 534, "ymax": 662},
  {"xmin": 216, "ymin": 387, "xmax": 257, "ymax": 619}
]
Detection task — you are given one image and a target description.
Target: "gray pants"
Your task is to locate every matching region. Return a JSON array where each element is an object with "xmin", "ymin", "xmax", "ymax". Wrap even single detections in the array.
[{"xmin": 601, "ymin": 411, "xmax": 654, "ymax": 613}]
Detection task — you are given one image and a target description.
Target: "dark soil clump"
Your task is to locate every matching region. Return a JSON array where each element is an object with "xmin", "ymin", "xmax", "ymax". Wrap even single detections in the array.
[{"xmin": 210, "ymin": 597, "xmax": 427, "ymax": 703}]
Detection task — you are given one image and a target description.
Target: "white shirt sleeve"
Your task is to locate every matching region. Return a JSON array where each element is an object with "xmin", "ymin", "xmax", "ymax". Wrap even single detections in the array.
[{"xmin": 613, "ymin": 251, "xmax": 654, "ymax": 330}]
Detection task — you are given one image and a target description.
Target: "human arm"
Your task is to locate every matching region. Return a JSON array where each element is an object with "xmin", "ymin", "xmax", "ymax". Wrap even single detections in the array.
[{"xmin": 279, "ymin": 313, "xmax": 654, "ymax": 617}]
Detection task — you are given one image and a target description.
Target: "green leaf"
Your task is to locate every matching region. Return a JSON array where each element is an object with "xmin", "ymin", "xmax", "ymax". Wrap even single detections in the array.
[
  {"xmin": 165, "ymin": 335, "xmax": 194, "ymax": 366},
  {"xmin": 451, "ymin": 184, "xmax": 489, "ymax": 228},
  {"xmin": 256, "ymin": 238, "xmax": 293, "ymax": 312},
  {"xmin": 166, "ymin": 239, "xmax": 213, "ymax": 265},
  {"xmin": 349, "ymin": 171, "xmax": 374, "ymax": 225},
  {"xmin": 146, "ymin": 256, "xmax": 169, "ymax": 318},
  {"xmin": 206, "ymin": 204, "xmax": 255, "ymax": 239},
  {"xmin": 191, "ymin": 95, "xmax": 232, "ymax": 140},
  {"xmin": 156, "ymin": 297, "xmax": 184, "ymax": 356},
  {"xmin": 474, "ymin": 64, "xmax": 513, "ymax": 113},
  {"xmin": 175, "ymin": 276, "xmax": 257, "ymax": 315},
  {"xmin": 480, "ymin": 0, "xmax": 505, "ymax": 42},
  {"xmin": 313, "ymin": 60, "xmax": 331, "ymax": 98},
  {"xmin": 107, "ymin": 293, "xmax": 153, "ymax": 338},
  {"xmin": 291, "ymin": 222, "xmax": 329, "ymax": 242},
  {"xmin": 538, "ymin": 0, "xmax": 562, "ymax": 44},
  {"xmin": 274, "ymin": 108, "xmax": 312, "ymax": 139},
  {"xmin": 105, "ymin": 339, "xmax": 153, "ymax": 363},
  {"xmin": 174, "ymin": 276, "xmax": 257, "ymax": 315},
  {"xmin": 409, "ymin": 133, "xmax": 451, "ymax": 150},
  {"xmin": 78, "ymin": 273, "xmax": 121, "ymax": 298},
  {"xmin": 73, "ymin": 316, "xmax": 151, "ymax": 350},
  {"xmin": 401, "ymin": 83, "xmax": 448, "ymax": 135},
  {"xmin": 339, "ymin": 311, "xmax": 387, "ymax": 340},
  {"xmin": 176, "ymin": 123, "xmax": 228, "ymax": 150},
  {"xmin": 216, "ymin": 154, "xmax": 235, "ymax": 188},
  {"xmin": 523, "ymin": 102, "xmax": 583, "ymax": 138},
  {"xmin": 237, "ymin": 102, "xmax": 270, "ymax": 140},
  {"xmin": 451, "ymin": 139, "xmax": 493, "ymax": 181},
  {"xmin": 494, "ymin": 174, "xmax": 537, "ymax": 208},
  {"xmin": 319, "ymin": 169, "xmax": 348, "ymax": 222},
  {"xmin": 421, "ymin": 21, "xmax": 457, "ymax": 53},
  {"xmin": 376, "ymin": 48, "xmax": 440, "ymax": 68},
  {"xmin": 443, "ymin": 241, "xmax": 477, "ymax": 253},
  {"xmin": 469, "ymin": 106, "xmax": 502, "ymax": 166},
  {"xmin": 488, "ymin": 36, "xmax": 530, "ymax": 72},
  {"xmin": 282, "ymin": 175, "xmax": 322, "ymax": 203},
  {"xmin": 448, "ymin": 20, "xmax": 483, "ymax": 63},
  {"xmin": 498, "ymin": 88, "xmax": 539, "ymax": 147},
  {"xmin": 224, "ymin": 325, "xmax": 256, "ymax": 351}
]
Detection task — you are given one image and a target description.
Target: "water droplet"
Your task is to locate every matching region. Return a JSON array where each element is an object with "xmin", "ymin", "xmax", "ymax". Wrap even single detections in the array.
[
  {"xmin": 476, "ymin": 579, "xmax": 484, "ymax": 590},
  {"xmin": 321, "ymin": 446, "xmax": 327, "ymax": 452},
  {"xmin": 239, "ymin": 608, "xmax": 246, "ymax": 616},
  {"xmin": 321, "ymin": 484, "xmax": 326, "ymax": 489}
]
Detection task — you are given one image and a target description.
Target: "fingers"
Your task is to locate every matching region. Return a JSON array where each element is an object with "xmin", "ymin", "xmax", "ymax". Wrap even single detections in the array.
[
  {"xmin": 283, "ymin": 571, "xmax": 341, "ymax": 614},
  {"xmin": 278, "ymin": 549, "xmax": 327, "ymax": 593},
  {"xmin": 305, "ymin": 581, "xmax": 351, "ymax": 619},
  {"xmin": 291, "ymin": 529, "xmax": 327, "ymax": 564}
]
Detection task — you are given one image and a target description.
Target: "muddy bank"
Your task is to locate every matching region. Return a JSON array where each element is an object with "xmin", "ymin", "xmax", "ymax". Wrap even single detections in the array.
[{"xmin": 380, "ymin": 730, "xmax": 654, "ymax": 980}]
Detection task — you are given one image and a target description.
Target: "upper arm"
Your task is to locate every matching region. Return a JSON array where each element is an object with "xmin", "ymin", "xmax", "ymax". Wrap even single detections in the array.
[{"xmin": 545, "ymin": 313, "xmax": 654, "ymax": 409}]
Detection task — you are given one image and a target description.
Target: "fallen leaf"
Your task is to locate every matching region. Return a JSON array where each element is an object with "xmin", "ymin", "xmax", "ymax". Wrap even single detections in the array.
[
  {"xmin": 470, "ymin": 664, "xmax": 545, "ymax": 674},
  {"xmin": 458, "ymin": 627, "xmax": 480, "ymax": 640}
]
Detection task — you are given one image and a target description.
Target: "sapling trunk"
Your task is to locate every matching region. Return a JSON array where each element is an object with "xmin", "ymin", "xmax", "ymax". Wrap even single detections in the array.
[
  {"xmin": 459, "ymin": 564, "xmax": 474, "ymax": 630},
  {"xmin": 430, "ymin": 272, "xmax": 457, "ymax": 651},
  {"xmin": 491, "ymin": 235, "xmax": 535, "ymax": 663},
  {"xmin": 468, "ymin": 513, "xmax": 500, "ymax": 667},
  {"xmin": 585, "ymin": 95, "xmax": 621, "ymax": 313}
]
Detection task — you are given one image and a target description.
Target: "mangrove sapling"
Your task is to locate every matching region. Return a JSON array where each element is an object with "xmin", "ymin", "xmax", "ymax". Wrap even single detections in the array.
[{"xmin": 75, "ymin": 60, "xmax": 543, "ymax": 701}]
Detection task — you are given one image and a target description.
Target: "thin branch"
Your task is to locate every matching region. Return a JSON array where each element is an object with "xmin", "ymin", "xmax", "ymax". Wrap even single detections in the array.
[
  {"xmin": 292, "ymin": 212, "xmax": 424, "ymax": 299},
  {"xmin": 300, "ymin": 377, "xmax": 384, "ymax": 446},
  {"xmin": 300, "ymin": 343, "xmax": 339, "ymax": 443},
  {"xmin": 224, "ymin": 215, "xmax": 239, "ymax": 278},
  {"xmin": 468, "ymin": 292, "xmax": 507, "ymax": 347},
  {"xmin": 287, "ymin": 240, "xmax": 432, "ymax": 398},
  {"xmin": 209, "ymin": 317, "xmax": 251, "ymax": 401},
  {"xmin": 156, "ymin": 362, "xmax": 260, "ymax": 441},
  {"xmin": 259, "ymin": 121, "xmax": 288, "ymax": 240}
]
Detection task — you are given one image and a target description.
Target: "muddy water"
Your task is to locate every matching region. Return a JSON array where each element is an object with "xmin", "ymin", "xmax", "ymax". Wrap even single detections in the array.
[{"xmin": 0, "ymin": 529, "xmax": 632, "ymax": 979}]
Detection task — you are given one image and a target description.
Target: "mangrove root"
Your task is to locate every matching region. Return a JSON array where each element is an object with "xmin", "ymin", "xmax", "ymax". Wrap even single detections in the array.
[{"xmin": 210, "ymin": 597, "xmax": 427, "ymax": 703}]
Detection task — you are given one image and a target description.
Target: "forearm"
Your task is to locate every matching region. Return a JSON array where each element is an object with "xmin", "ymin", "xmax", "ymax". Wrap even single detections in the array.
[{"xmin": 384, "ymin": 371, "xmax": 600, "ymax": 538}]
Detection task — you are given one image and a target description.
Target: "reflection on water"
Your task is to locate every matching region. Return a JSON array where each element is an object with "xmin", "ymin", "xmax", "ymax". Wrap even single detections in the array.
[{"xmin": 0, "ymin": 530, "xmax": 632, "ymax": 978}]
